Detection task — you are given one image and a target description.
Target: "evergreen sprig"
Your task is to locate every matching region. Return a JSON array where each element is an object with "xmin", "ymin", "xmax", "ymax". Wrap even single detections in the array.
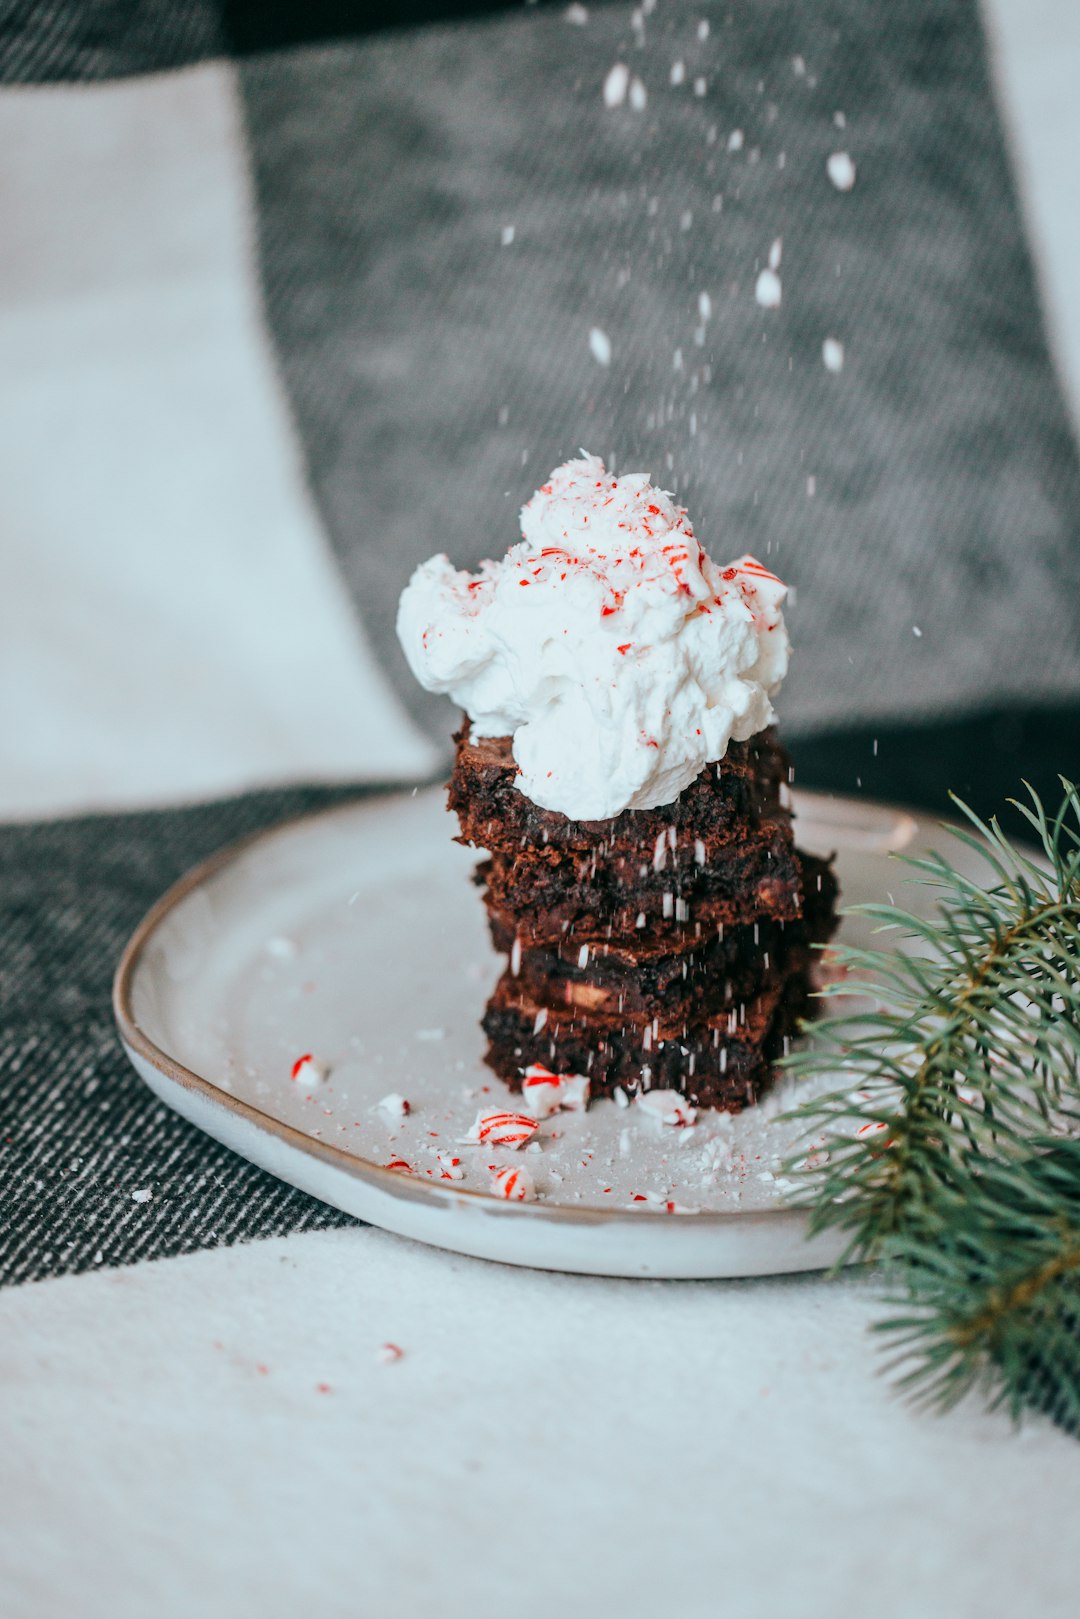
[{"xmin": 783, "ymin": 780, "xmax": 1080, "ymax": 1429}]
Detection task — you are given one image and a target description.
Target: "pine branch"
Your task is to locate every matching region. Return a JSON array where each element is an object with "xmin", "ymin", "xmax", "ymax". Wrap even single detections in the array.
[{"xmin": 783, "ymin": 779, "xmax": 1080, "ymax": 1431}]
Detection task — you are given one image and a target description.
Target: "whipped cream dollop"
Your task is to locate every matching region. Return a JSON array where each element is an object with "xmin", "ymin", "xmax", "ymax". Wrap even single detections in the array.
[{"xmin": 396, "ymin": 453, "xmax": 790, "ymax": 819}]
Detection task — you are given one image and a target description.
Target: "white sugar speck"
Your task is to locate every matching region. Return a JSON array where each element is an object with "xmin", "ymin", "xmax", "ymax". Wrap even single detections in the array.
[
  {"xmin": 265, "ymin": 935, "xmax": 298, "ymax": 959},
  {"xmin": 603, "ymin": 62, "xmax": 630, "ymax": 108},
  {"xmin": 565, "ymin": 2, "xmax": 588, "ymax": 22},
  {"xmin": 698, "ymin": 290, "xmax": 712, "ymax": 321},
  {"xmin": 822, "ymin": 337, "xmax": 844, "ymax": 373},
  {"xmin": 500, "ymin": 225, "xmax": 515, "ymax": 246},
  {"xmin": 754, "ymin": 267, "xmax": 782, "ymax": 309},
  {"xmin": 679, "ymin": 209, "xmax": 693, "ymax": 232},
  {"xmin": 628, "ymin": 75, "xmax": 647, "ymax": 112},
  {"xmin": 697, "ymin": 19, "xmax": 709, "ymax": 40},
  {"xmin": 807, "ymin": 475, "xmax": 817, "ymax": 496},
  {"xmin": 834, "ymin": 110, "xmax": 847, "ymax": 129},
  {"xmin": 693, "ymin": 76, "xmax": 707, "ymax": 97},
  {"xmin": 727, "ymin": 128, "xmax": 744, "ymax": 152},
  {"xmin": 131, "ymin": 1188, "xmax": 153, "ymax": 1204},
  {"xmin": 768, "ymin": 237, "xmax": 782, "ymax": 270},
  {"xmin": 826, "ymin": 151, "xmax": 856, "ymax": 191},
  {"xmin": 913, "ymin": 625, "xmax": 923, "ymax": 638},
  {"xmin": 792, "ymin": 55, "xmax": 806, "ymax": 76},
  {"xmin": 589, "ymin": 327, "xmax": 612, "ymax": 365},
  {"xmin": 670, "ymin": 59, "xmax": 685, "ymax": 86}
]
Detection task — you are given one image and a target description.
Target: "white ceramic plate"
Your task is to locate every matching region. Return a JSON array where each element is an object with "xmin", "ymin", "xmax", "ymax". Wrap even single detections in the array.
[{"xmin": 115, "ymin": 786, "xmax": 932, "ymax": 1279}]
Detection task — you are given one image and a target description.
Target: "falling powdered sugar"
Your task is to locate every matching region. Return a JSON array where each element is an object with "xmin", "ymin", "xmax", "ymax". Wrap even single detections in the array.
[
  {"xmin": 826, "ymin": 151, "xmax": 856, "ymax": 191},
  {"xmin": 589, "ymin": 327, "xmax": 613, "ymax": 366}
]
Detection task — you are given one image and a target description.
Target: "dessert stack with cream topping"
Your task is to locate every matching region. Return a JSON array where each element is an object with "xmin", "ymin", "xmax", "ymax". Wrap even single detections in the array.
[{"xmin": 398, "ymin": 454, "xmax": 837, "ymax": 1111}]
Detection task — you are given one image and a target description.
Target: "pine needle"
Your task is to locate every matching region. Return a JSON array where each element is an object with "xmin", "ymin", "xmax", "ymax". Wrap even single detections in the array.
[{"xmin": 783, "ymin": 779, "xmax": 1080, "ymax": 1433}]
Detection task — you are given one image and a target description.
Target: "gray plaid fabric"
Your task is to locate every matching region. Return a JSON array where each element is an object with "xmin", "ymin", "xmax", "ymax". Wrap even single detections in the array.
[
  {"xmin": 0, "ymin": 1, "xmax": 223, "ymax": 80},
  {"xmin": 0, "ymin": 787, "xmax": 365, "ymax": 1287},
  {"xmin": 241, "ymin": 0, "xmax": 1080, "ymax": 746}
]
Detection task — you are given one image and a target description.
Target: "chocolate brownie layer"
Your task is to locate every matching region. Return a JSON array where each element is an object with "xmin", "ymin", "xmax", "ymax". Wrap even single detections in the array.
[
  {"xmin": 450, "ymin": 721, "xmax": 787, "ymax": 858},
  {"xmin": 500, "ymin": 921, "xmax": 795, "ymax": 1030},
  {"xmin": 493, "ymin": 853, "xmax": 838, "ymax": 1030},
  {"xmin": 482, "ymin": 961, "xmax": 814, "ymax": 1111},
  {"xmin": 490, "ymin": 932, "xmax": 806, "ymax": 1043},
  {"xmin": 477, "ymin": 819, "xmax": 804, "ymax": 947}
]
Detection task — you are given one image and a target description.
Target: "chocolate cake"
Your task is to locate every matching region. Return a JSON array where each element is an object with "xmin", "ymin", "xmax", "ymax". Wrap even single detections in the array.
[
  {"xmin": 396, "ymin": 452, "xmax": 840, "ymax": 1115},
  {"xmin": 450, "ymin": 723, "xmax": 838, "ymax": 1111}
]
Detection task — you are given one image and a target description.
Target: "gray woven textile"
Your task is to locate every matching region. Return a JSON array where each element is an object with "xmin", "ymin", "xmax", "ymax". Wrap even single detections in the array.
[
  {"xmin": 240, "ymin": 0, "xmax": 1080, "ymax": 749},
  {"xmin": 0, "ymin": 787, "xmax": 364, "ymax": 1287},
  {"xmin": 0, "ymin": 1, "xmax": 223, "ymax": 80}
]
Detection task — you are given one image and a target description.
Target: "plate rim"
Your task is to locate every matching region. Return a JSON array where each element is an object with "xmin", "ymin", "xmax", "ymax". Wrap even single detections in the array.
[{"xmin": 111, "ymin": 785, "xmax": 912, "ymax": 1236}]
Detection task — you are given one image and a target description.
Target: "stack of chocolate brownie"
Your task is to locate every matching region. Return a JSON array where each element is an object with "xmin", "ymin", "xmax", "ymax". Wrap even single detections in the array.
[{"xmin": 450, "ymin": 720, "xmax": 838, "ymax": 1112}]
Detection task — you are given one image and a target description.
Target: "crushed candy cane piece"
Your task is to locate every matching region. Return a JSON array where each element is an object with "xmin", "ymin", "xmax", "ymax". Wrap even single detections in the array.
[
  {"xmin": 377, "ymin": 1092, "xmax": 410, "ymax": 1119},
  {"xmin": 826, "ymin": 151, "xmax": 856, "ymax": 191},
  {"xmin": 489, "ymin": 1163, "xmax": 536, "ymax": 1201},
  {"xmin": 464, "ymin": 1111, "xmax": 540, "ymax": 1149},
  {"xmin": 635, "ymin": 1090, "xmax": 698, "ymax": 1127},
  {"xmin": 436, "ymin": 1152, "xmax": 465, "ymax": 1181},
  {"xmin": 378, "ymin": 1343, "xmax": 404, "ymax": 1363},
  {"xmin": 290, "ymin": 1053, "xmax": 328, "ymax": 1087},
  {"xmin": 384, "ymin": 1158, "xmax": 412, "ymax": 1173},
  {"xmin": 520, "ymin": 1065, "xmax": 591, "ymax": 1119}
]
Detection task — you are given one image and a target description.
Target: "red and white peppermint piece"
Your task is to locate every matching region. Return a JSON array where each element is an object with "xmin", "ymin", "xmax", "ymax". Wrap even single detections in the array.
[
  {"xmin": 635, "ymin": 1089, "xmax": 697, "ymax": 1127},
  {"xmin": 436, "ymin": 1152, "xmax": 465, "ymax": 1181},
  {"xmin": 520, "ymin": 1064, "xmax": 590, "ymax": 1119},
  {"xmin": 378, "ymin": 1342, "xmax": 404, "ymax": 1364},
  {"xmin": 377, "ymin": 1092, "xmax": 410, "ymax": 1119},
  {"xmin": 384, "ymin": 1158, "xmax": 412, "ymax": 1173},
  {"xmin": 290, "ymin": 1053, "xmax": 328, "ymax": 1087},
  {"xmin": 463, "ymin": 1111, "xmax": 539, "ymax": 1149},
  {"xmin": 489, "ymin": 1163, "xmax": 536, "ymax": 1201}
]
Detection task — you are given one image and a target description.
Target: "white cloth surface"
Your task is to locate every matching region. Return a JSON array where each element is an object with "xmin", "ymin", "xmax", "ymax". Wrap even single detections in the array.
[
  {"xmin": 4, "ymin": 1227, "xmax": 1078, "ymax": 1619},
  {"xmin": 0, "ymin": 65, "xmax": 437, "ymax": 823},
  {"xmin": 2, "ymin": 7, "xmax": 1079, "ymax": 1617}
]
